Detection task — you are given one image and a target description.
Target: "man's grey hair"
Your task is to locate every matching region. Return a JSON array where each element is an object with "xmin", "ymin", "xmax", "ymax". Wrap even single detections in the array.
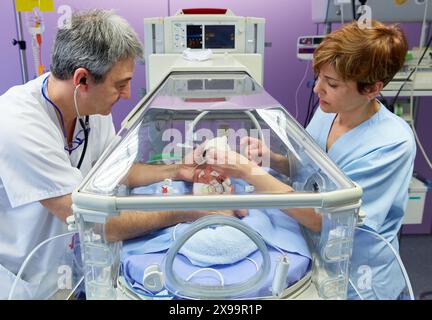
[{"xmin": 51, "ymin": 9, "xmax": 143, "ymax": 83}]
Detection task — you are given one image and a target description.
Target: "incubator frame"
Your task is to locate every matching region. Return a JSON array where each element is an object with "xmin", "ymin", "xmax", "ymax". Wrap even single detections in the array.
[{"xmin": 71, "ymin": 71, "xmax": 363, "ymax": 300}]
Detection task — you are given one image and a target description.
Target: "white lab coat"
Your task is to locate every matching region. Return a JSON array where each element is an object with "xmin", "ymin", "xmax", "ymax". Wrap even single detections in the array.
[{"xmin": 0, "ymin": 74, "xmax": 116, "ymax": 299}]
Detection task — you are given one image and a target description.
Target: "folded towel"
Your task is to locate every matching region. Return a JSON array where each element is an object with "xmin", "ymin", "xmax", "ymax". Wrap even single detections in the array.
[
  {"xmin": 179, "ymin": 226, "xmax": 258, "ymax": 267},
  {"xmin": 182, "ymin": 48, "xmax": 213, "ymax": 61}
]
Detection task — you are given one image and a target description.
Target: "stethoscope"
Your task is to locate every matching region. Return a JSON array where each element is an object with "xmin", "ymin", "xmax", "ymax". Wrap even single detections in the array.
[{"xmin": 41, "ymin": 76, "xmax": 90, "ymax": 169}]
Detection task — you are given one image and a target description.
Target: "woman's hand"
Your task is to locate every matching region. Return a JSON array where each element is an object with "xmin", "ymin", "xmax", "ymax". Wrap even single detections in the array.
[
  {"xmin": 240, "ymin": 136, "xmax": 271, "ymax": 166},
  {"xmin": 204, "ymin": 148, "xmax": 262, "ymax": 180},
  {"xmin": 241, "ymin": 136, "xmax": 291, "ymax": 176}
]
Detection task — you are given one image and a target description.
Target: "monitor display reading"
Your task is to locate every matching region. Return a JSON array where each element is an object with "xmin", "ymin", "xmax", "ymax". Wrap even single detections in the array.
[
  {"xmin": 205, "ymin": 25, "xmax": 235, "ymax": 49},
  {"xmin": 187, "ymin": 25, "xmax": 203, "ymax": 49}
]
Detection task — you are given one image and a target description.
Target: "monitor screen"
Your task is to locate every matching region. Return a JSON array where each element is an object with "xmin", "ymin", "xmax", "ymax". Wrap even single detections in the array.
[
  {"xmin": 313, "ymin": 37, "xmax": 324, "ymax": 45},
  {"xmin": 187, "ymin": 79, "xmax": 235, "ymax": 91},
  {"xmin": 187, "ymin": 25, "xmax": 203, "ymax": 49},
  {"xmin": 205, "ymin": 79, "xmax": 234, "ymax": 90},
  {"xmin": 205, "ymin": 25, "xmax": 235, "ymax": 49},
  {"xmin": 187, "ymin": 80, "xmax": 204, "ymax": 91},
  {"xmin": 299, "ymin": 48, "xmax": 315, "ymax": 54}
]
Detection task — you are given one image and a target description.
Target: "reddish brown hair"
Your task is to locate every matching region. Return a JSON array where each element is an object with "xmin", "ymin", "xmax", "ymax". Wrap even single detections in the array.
[{"xmin": 313, "ymin": 20, "xmax": 408, "ymax": 93}]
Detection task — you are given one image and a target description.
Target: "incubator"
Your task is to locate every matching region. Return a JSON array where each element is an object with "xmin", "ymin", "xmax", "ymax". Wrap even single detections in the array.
[{"xmin": 71, "ymin": 71, "xmax": 364, "ymax": 300}]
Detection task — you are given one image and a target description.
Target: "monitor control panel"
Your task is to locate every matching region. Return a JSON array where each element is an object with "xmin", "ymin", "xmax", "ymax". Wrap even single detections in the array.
[
  {"xmin": 297, "ymin": 35, "xmax": 325, "ymax": 60},
  {"xmin": 173, "ymin": 22, "xmax": 236, "ymax": 51}
]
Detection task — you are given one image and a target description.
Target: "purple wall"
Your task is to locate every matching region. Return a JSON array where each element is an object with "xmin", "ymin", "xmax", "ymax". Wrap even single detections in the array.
[
  {"xmin": 0, "ymin": 0, "xmax": 431, "ymax": 233},
  {"xmin": 0, "ymin": 0, "xmax": 167, "ymax": 130},
  {"xmin": 0, "ymin": 0, "xmax": 23, "ymax": 92}
]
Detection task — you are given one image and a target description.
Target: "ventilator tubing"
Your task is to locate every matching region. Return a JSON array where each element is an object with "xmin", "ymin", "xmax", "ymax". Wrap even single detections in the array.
[{"xmin": 163, "ymin": 215, "xmax": 271, "ymax": 299}]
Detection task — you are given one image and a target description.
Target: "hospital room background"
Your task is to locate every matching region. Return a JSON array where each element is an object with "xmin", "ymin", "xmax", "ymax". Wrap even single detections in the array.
[{"xmin": 0, "ymin": 0, "xmax": 431, "ymax": 299}]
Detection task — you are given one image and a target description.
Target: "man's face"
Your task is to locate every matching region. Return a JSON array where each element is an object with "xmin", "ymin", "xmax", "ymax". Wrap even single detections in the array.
[{"xmin": 85, "ymin": 57, "xmax": 135, "ymax": 115}]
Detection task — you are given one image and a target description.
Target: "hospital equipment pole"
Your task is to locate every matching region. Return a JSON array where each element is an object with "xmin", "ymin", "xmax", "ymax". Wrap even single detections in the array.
[{"xmin": 12, "ymin": 0, "xmax": 29, "ymax": 84}]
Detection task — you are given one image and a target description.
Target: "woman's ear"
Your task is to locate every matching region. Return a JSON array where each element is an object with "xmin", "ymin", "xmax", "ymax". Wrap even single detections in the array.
[{"xmin": 366, "ymin": 81, "xmax": 384, "ymax": 100}]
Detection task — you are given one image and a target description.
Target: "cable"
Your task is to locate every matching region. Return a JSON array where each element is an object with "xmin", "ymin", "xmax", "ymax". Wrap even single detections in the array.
[
  {"xmin": 386, "ymin": 4, "xmax": 432, "ymax": 172},
  {"xmin": 410, "ymin": 122, "xmax": 432, "ymax": 170},
  {"xmin": 305, "ymin": 93, "xmax": 319, "ymax": 127},
  {"xmin": 389, "ymin": 34, "xmax": 432, "ymax": 109},
  {"xmin": 348, "ymin": 278, "xmax": 364, "ymax": 300},
  {"xmin": 42, "ymin": 76, "xmax": 89, "ymax": 168},
  {"xmin": 246, "ymin": 257, "xmax": 259, "ymax": 271},
  {"xmin": 186, "ymin": 268, "xmax": 225, "ymax": 286},
  {"xmin": 303, "ymin": 77, "xmax": 316, "ymax": 127},
  {"xmin": 172, "ymin": 222, "xmax": 181, "ymax": 241},
  {"xmin": 66, "ymin": 276, "xmax": 84, "ymax": 300},
  {"xmin": 76, "ymin": 116, "xmax": 89, "ymax": 169},
  {"xmin": 295, "ymin": 60, "xmax": 311, "ymax": 120},
  {"xmin": 404, "ymin": 37, "xmax": 432, "ymax": 171},
  {"xmin": 8, "ymin": 231, "xmax": 77, "ymax": 300},
  {"xmin": 419, "ymin": 0, "xmax": 430, "ymax": 48},
  {"xmin": 340, "ymin": 4, "xmax": 345, "ymax": 25},
  {"xmin": 354, "ymin": 227, "xmax": 415, "ymax": 300},
  {"xmin": 351, "ymin": 0, "xmax": 356, "ymax": 21},
  {"xmin": 378, "ymin": 92, "xmax": 389, "ymax": 108},
  {"xmin": 303, "ymin": 22, "xmax": 320, "ymax": 127}
]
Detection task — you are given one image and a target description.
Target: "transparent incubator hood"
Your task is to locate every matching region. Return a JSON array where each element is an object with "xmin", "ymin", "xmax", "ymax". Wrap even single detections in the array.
[
  {"xmin": 72, "ymin": 72, "xmax": 362, "ymax": 300},
  {"xmin": 78, "ymin": 72, "xmax": 355, "ymax": 200}
]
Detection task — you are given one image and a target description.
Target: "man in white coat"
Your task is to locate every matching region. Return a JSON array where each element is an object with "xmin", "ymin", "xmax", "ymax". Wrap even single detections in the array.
[{"xmin": 0, "ymin": 9, "xmax": 244, "ymax": 299}]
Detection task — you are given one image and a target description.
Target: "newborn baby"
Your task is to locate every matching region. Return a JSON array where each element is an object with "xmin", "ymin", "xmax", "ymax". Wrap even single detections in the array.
[{"xmin": 192, "ymin": 136, "xmax": 234, "ymax": 195}]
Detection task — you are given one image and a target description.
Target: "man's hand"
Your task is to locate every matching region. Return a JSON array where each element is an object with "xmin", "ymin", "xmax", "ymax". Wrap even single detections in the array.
[
  {"xmin": 173, "ymin": 142, "xmax": 208, "ymax": 182},
  {"xmin": 173, "ymin": 163, "xmax": 199, "ymax": 182}
]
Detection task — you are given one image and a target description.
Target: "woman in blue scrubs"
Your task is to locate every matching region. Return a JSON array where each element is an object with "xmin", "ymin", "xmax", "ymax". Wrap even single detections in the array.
[{"xmin": 205, "ymin": 20, "xmax": 416, "ymax": 299}]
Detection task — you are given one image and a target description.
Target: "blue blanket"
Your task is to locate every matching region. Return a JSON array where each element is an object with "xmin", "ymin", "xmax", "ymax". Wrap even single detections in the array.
[{"xmin": 124, "ymin": 179, "xmax": 311, "ymax": 266}]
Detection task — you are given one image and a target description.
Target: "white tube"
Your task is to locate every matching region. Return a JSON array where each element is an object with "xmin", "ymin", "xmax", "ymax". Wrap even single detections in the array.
[
  {"xmin": 8, "ymin": 231, "xmax": 77, "ymax": 300},
  {"xmin": 354, "ymin": 227, "xmax": 414, "ymax": 300},
  {"xmin": 186, "ymin": 110, "xmax": 265, "ymax": 149},
  {"xmin": 271, "ymin": 255, "xmax": 290, "ymax": 297}
]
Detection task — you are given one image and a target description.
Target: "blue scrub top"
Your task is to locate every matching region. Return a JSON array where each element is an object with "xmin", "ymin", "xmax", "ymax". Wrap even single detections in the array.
[{"xmin": 306, "ymin": 102, "xmax": 416, "ymax": 299}]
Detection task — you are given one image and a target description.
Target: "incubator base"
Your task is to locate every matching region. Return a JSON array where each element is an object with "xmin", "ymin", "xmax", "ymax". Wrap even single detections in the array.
[{"xmin": 115, "ymin": 271, "xmax": 320, "ymax": 300}]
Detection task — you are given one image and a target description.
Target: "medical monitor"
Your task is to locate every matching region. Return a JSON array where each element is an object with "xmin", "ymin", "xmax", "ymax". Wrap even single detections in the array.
[{"xmin": 205, "ymin": 25, "xmax": 235, "ymax": 49}]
